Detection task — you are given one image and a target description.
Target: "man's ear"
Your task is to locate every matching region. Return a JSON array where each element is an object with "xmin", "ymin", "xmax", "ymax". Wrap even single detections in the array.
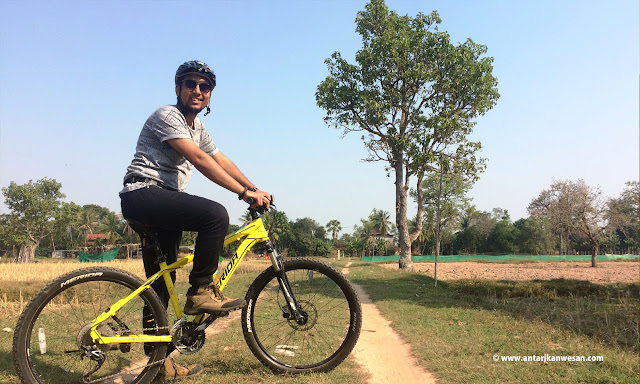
[{"xmin": 175, "ymin": 84, "xmax": 180, "ymax": 97}]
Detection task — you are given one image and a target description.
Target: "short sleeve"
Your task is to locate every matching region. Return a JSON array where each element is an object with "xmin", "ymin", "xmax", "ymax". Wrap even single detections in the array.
[
  {"xmin": 148, "ymin": 106, "xmax": 192, "ymax": 143},
  {"xmin": 192, "ymin": 117, "xmax": 218, "ymax": 156},
  {"xmin": 199, "ymin": 126, "xmax": 219, "ymax": 157}
]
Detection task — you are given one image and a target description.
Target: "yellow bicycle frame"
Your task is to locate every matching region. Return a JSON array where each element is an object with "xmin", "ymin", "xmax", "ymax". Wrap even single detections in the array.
[{"xmin": 90, "ymin": 217, "xmax": 271, "ymax": 345}]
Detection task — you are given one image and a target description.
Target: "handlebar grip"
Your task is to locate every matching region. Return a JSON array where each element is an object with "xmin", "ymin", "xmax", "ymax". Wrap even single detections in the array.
[{"xmin": 246, "ymin": 197, "xmax": 257, "ymax": 205}]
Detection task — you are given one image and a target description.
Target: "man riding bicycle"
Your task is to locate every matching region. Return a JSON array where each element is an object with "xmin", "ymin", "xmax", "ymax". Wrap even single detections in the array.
[{"xmin": 120, "ymin": 60, "xmax": 271, "ymax": 379}]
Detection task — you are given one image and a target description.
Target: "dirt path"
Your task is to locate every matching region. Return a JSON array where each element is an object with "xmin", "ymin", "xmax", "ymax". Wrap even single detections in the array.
[{"xmin": 343, "ymin": 262, "xmax": 437, "ymax": 384}]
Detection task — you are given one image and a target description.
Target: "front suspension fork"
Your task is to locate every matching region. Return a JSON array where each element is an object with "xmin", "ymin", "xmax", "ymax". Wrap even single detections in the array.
[{"xmin": 266, "ymin": 240, "xmax": 306, "ymax": 325}]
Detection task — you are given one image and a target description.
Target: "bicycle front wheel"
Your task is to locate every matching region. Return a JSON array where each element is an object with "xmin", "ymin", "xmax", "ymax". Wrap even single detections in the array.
[
  {"xmin": 242, "ymin": 258, "xmax": 362, "ymax": 373},
  {"xmin": 13, "ymin": 267, "xmax": 168, "ymax": 384}
]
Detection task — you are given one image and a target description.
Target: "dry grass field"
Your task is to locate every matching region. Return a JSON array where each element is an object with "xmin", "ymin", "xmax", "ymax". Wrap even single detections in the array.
[{"xmin": 0, "ymin": 257, "xmax": 272, "ymax": 318}]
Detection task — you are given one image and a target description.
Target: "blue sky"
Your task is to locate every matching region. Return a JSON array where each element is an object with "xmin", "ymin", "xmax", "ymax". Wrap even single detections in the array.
[{"xmin": 1, "ymin": 0, "xmax": 638, "ymax": 233}]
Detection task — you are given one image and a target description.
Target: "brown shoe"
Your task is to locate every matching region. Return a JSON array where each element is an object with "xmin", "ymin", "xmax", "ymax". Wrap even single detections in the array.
[
  {"xmin": 158, "ymin": 357, "xmax": 203, "ymax": 381},
  {"xmin": 183, "ymin": 283, "xmax": 245, "ymax": 315}
]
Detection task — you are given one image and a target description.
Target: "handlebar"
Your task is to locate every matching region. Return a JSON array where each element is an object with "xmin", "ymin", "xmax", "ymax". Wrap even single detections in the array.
[{"xmin": 247, "ymin": 195, "xmax": 275, "ymax": 218}]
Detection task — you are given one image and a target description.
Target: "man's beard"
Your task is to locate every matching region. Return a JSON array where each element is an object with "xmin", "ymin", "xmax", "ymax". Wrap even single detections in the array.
[{"xmin": 176, "ymin": 97, "xmax": 205, "ymax": 115}]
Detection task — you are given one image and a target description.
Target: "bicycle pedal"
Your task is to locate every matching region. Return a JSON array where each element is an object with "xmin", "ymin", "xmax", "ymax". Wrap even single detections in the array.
[{"xmin": 212, "ymin": 311, "xmax": 230, "ymax": 319}]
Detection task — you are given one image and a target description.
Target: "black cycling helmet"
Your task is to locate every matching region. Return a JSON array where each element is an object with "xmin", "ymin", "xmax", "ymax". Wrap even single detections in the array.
[{"xmin": 175, "ymin": 60, "xmax": 216, "ymax": 89}]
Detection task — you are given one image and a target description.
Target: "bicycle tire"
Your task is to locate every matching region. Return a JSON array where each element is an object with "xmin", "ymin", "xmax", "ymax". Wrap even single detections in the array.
[
  {"xmin": 13, "ymin": 267, "xmax": 169, "ymax": 384},
  {"xmin": 241, "ymin": 258, "xmax": 362, "ymax": 373}
]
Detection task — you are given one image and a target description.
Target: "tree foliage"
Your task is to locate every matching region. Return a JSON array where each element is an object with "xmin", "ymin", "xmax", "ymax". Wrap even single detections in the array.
[
  {"xmin": 0, "ymin": 178, "xmax": 65, "ymax": 262},
  {"xmin": 316, "ymin": 0, "xmax": 499, "ymax": 269},
  {"xmin": 606, "ymin": 181, "xmax": 639, "ymax": 252},
  {"xmin": 1, "ymin": 177, "xmax": 635, "ymax": 262},
  {"xmin": 528, "ymin": 179, "xmax": 608, "ymax": 267},
  {"xmin": 281, "ymin": 217, "xmax": 331, "ymax": 257}
]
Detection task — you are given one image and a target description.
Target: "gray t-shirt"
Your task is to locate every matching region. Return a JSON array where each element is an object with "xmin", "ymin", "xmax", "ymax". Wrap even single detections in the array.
[{"xmin": 121, "ymin": 105, "xmax": 218, "ymax": 193}]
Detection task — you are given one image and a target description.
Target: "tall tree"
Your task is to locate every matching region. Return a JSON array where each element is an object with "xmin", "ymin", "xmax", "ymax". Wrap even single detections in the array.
[
  {"xmin": 529, "ymin": 180, "xmax": 607, "ymax": 267},
  {"xmin": 453, "ymin": 208, "xmax": 495, "ymax": 254},
  {"xmin": 368, "ymin": 209, "xmax": 392, "ymax": 235},
  {"xmin": 49, "ymin": 202, "xmax": 82, "ymax": 250},
  {"xmin": 0, "ymin": 178, "xmax": 65, "ymax": 262},
  {"xmin": 326, "ymin": 219, "xmax": 342, "ymax": 241},
  {"xmin": 606, "ymin": 181, "xmax": 639, "ymax": 253},
  {"xmin": 417, "ymin": 166, "xmax": 471, "ymax": 256},
  {"xmin": 263, "ymin": 210, "xmax": 290, "ymax": 247},
  {"xmin": 101, "ymin": 212, "xmax": 124, "ymax": 245},
  {"xmin": 487, "ymin": 219, "xmax": 517, "ymax": 254},
  {"xmin": 528, "ymin": 183, "xmax": 574, "ymax": 255},
  {"xmin": 415, "ymin": 163, "xmax": 471, "ymax": 285},
  {"xmin": 514, "ymin": 217, "xmax": 555, "ymax": 255},
  {"xmin": 316, "ymin": 0, "xmax": 499, "ymax": 269}
]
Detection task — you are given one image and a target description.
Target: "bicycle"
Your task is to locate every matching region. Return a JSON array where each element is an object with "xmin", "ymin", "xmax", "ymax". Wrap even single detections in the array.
[{"xmin": 12, "ymin": 202, "xmax": 362, "ymax": 384}]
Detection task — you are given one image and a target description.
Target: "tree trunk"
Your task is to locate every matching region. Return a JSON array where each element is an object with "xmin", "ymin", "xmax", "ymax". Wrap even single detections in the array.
[
  {"xmin": 395, "ymin": 153, "xmax": 413, "ymax": 270},
  {"xmin": 434, "ymin": 160, "xmax": 443, "ymax": 286},
  {"xmin": 591, "ymin": 243, "xmax": 598, "ymax": 268},
  {"xmin": 15, "ymin": 243, "xmax": 37, "ymax": 263}
]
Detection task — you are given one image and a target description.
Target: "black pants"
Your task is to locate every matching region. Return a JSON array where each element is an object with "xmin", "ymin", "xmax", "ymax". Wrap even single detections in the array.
[{"xmin": 120, "ymin": 186, "xmax": 229, "ymax": 298}]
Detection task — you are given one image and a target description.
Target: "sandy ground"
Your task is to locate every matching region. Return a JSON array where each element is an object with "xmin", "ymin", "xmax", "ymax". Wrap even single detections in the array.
[
  {"xmin": 379, "ymin": 261, "xmax": 639, "ymax": 284},
  {"xmin": 343, "ymin": 262, "xmax": 437, "ymax": 384}
]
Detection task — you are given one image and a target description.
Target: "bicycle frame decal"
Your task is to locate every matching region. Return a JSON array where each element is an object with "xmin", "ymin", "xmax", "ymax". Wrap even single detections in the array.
[{"xmin": 216, "ymin": 218, "xmax": 269, "ymax": 291}]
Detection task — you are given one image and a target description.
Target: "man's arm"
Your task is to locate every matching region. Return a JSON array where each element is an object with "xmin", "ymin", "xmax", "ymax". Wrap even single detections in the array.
[
  {"xmin": 167, "ymin": 138, "xmax": 269, "ymax": 206},
  {"xmin": 213, "ymin": 152, "xmax": 256, "ymax": 190},
  {"xmin": 213, "ymin": 151, "xmax": 272, "ymax": 202}
]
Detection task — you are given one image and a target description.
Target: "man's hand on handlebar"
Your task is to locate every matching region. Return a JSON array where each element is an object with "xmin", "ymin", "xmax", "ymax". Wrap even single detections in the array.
[{"xmin": 244, "ymin": 189, "xmax": 272, "ymax": 209}]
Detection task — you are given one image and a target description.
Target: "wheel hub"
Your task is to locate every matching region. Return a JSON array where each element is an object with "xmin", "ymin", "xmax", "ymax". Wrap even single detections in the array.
[{"xmin": 287, "ymin": 300, "xmax": 317, "ymax": 331}]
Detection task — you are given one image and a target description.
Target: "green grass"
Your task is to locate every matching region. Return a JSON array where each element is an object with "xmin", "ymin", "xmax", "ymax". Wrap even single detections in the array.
[{"xmin": 346, "ymin": 260, "xmax": 639, "ymax": 384}]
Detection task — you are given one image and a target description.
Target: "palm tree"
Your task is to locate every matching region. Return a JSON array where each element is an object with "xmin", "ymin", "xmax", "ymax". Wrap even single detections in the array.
[
  {"xmin": 408, "ymin": 216, "xmax": 431, "ymax": 255},
  {"xmin": 326, "ymin": 220, "xmax": 342, "ymax": 241},
  {"xmin": 102, "ymin": 213, "xmax": 124, "ymax": 245},
  {"xmin": 356, "ymin": 220, "xmax": 375, "ymax": 256},
  {"xmin": 78, "ymin": 211, "xmax": 97, "ymax": 247},
  {"xmin": 263, "ymin": 211, "xmax": 289, "ymax": 245},
  {"xmin": 369, "ymin": 209, "xmax": 391, "ymax": 235}
]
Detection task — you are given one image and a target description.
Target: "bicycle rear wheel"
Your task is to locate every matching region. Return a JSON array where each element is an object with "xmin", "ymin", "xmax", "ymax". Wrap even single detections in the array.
[
  {"xmin": 242, "ymin": 258, "xmax": 361, "ymax": 373},
  {"xmin": 13, "ymin": 267, "xmax": 168, "ymax": 384}
]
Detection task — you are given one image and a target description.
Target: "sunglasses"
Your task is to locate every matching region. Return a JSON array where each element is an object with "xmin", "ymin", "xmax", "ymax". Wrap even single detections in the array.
[{"xmin": 182, "ymin": 79, "xmax": 213, "ymax": 94}]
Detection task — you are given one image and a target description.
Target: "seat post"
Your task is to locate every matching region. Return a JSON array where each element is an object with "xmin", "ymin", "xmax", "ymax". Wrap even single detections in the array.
[
  {"xmin": 147, "ymin": 232, "xmax": 166, "ymax": 264},
  {"xmin": 127, "ymin": 220, "xmax": 166, "ymax": 263}
]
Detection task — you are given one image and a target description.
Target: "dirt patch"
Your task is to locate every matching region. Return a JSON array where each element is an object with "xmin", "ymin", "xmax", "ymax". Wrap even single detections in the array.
[
  {"xmin": 343, "ymin": 263, "xmax": 437, "ymax": 384},
  {"xmin": 379, "ymin": 261, "xmax": 639, "ymax": 284}
]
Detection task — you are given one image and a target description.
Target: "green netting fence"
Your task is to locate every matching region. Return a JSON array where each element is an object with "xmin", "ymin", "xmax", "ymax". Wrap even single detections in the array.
[
  {"xmin": 361, "ymin": 254, "xmax": 640, "ymax": 263},
  {"xmin": 79, "ymin": 247, "xmax": 121, "ymax": 262}
]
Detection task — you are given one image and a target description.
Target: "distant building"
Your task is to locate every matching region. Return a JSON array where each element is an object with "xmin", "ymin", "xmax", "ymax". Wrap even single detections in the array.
[
  {"xmin": 371, "ymin": 231, "xmax": 394, "ymax": 246},
  {"xmin": 86, "ymin": 234, "xmax": 107, "ymax": 246}
]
